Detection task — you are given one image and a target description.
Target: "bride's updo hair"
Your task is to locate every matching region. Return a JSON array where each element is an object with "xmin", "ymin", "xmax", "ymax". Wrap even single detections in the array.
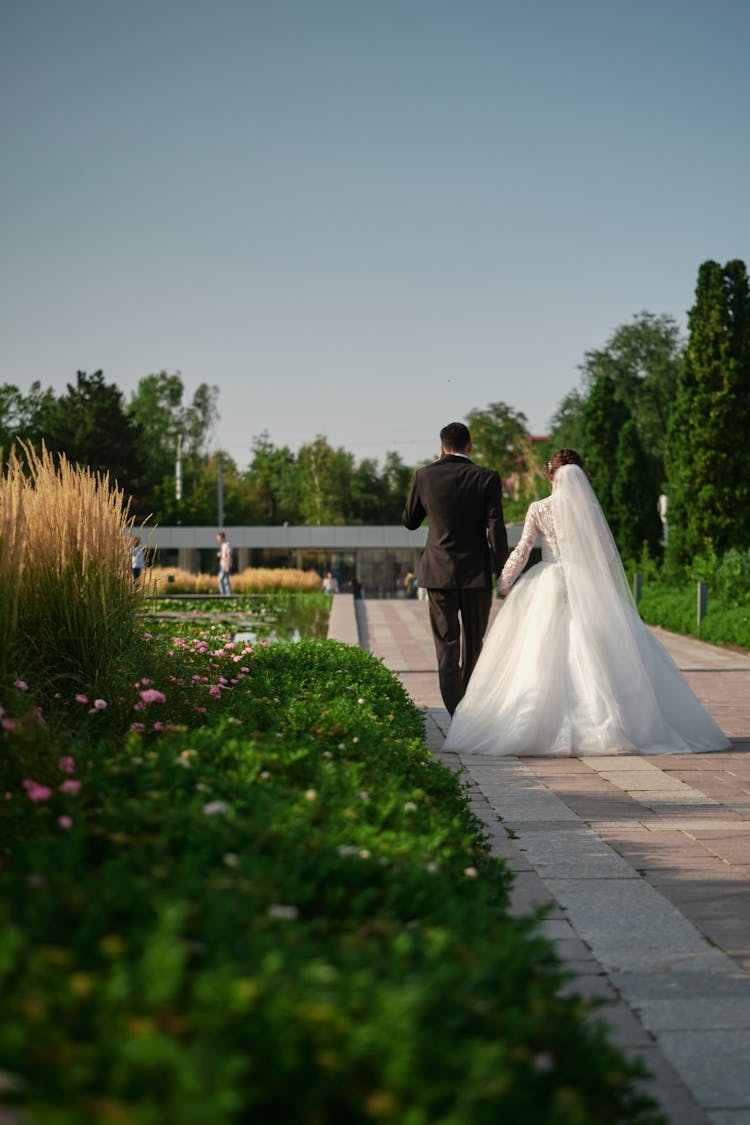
[{"xmin": 547, "ymin": 449, "xmax": 586, "ymax": 476}]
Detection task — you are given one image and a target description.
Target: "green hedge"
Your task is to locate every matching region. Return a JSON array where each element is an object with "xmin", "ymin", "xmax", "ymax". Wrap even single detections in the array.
[
  {"xmin": 637, "ymin": 584, "xmax": 750, "ymax": 649},
  {"xmin": 0, "ymin": 642, "xmax": 662, "ymax": 1124}
]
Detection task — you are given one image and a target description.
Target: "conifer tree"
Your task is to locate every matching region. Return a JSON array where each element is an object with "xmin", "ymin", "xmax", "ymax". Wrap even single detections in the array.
[
  {"xmin": 612, "ymin": 419, "xmax": 663, "ymax": 562},
  {"xmin": 664, "ymin": 260, "xmax": 750, "ymax": 570},
  {"xmin": 579, "ymin": 373, "xmax": 630, "ymax": 539}
]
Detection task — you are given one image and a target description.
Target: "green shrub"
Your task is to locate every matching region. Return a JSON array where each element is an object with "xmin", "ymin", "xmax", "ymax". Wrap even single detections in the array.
[
  {"xmin": 0, "ymin": 643, "xmax": 661, "ymax": 1124},
  {"xmin": 637, "ymin": 585, "xmax": 695, "ymax": 635}
]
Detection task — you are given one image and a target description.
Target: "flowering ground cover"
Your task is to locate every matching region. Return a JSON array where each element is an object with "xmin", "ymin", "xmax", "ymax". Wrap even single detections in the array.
[{"xmin": 0, "ymin": 635, "xmax": 662, "ymax": 1124}]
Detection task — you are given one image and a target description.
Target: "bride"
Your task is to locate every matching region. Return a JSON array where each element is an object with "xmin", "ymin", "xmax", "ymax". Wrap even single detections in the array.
[{"xmin": 444, "ymin": 449, "xmax": 731, "ymax": 757}]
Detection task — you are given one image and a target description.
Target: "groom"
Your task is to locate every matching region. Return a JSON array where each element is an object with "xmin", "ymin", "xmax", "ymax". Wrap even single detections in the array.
[{"xmin": 403, "ymin": 422, "xmax": 508, "ymax": 716}]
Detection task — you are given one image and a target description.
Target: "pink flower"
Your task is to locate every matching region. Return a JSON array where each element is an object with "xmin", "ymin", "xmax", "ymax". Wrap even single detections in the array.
[
  {"xmin": 60, "ymin": 780, "xmax": 81, "ymax": 794},
  {"xmin": 130, "ymin": 722, "xmax": 145, "ymax": 732},
  {"xmin": 14, "ymin": 680, "xmax": 28, "ymax": 691},
  {"xmin": 57, "ymin": 815, "xmax": 73, "ymax": 830},
  {"xmin": 24, "ymin": 781, "xmax": 52, "ymax": 803},
  {"xmin": 152, "ymin": 721, "xmax": 164, "ymax": 732},
  {"xmin": 58, "ymin": 756, "xmax": 76, "ymax": 773},
  {"xmin": 75, "ymin": 694, "xmax": 89, "ymax": 704},
  {"xmin": 359, "ymin": 791, "xmax": 370, "ymax": 800},
  {"xmin": 208, "ymin": 685, "xmax": 222, "ymax": 698},
  {"xmin": 1, "ymin": 718, "xmax": 15, "ymax": 732},
  {"xmin": 139, "ymin": 689, "xmax": 166, "ymax": 705},
  {"xmin": 92, "ymin": 699, "xmax": 108, "ymax": 711}
]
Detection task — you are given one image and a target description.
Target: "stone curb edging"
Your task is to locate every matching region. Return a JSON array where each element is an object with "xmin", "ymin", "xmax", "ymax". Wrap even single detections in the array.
[{"xmin": 325, "ymin": 593, "xmax": 360, "ymax": 645}]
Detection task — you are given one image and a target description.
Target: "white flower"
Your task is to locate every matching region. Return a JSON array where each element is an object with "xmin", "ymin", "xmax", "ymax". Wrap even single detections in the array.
[
  {"xmin": 304, "ymin": 789, "xmax": 317, "ymax": 801},
  {"xmin": 202, "ymin": 800, "xmax": 231, "ymax": 816},
  {"xmin": 223, "ymin": 853, "xmax": 240, "ymax": 867},
  {"xmin": 404, "ymin": 801, "xmax": 417, "ymax": 812},
  {"xmin": 267, "ymin": 904, "xmax": 299, "ymax": 920},
  {"xmin": 463, "ymin": 866, "xmax": 479, "ymax": 878},
  {"xmin": 533, "ymin": 1052, "xmax": 555, "ymax": 1073}
]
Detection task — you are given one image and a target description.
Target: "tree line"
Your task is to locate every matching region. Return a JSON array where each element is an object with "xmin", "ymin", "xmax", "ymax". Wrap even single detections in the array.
[
  {"xmin": 0, "ymin": 371, "xmax": 415, "ymax": 527},
  {"xmin": 2, "ymin": 258, "xmax": 749, "ymax": 573}
]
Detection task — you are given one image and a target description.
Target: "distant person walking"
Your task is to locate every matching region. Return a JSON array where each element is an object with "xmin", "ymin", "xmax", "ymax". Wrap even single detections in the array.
[
  {"xmin": 216, "ymin": 531, "xmax": 232, "ymax": 596},
  {"xmin": 131, "ymin": 536, "xmax": 146, "ymax": 585},
  {"xmin": 322, "ymin": 571, "xmax": 340, "ymax": 594}
]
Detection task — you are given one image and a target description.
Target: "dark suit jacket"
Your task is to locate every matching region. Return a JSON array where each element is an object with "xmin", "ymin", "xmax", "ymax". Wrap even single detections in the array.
[{"xmin": 402, "ymin": 455, "xmax": 509, "ymax": 588}]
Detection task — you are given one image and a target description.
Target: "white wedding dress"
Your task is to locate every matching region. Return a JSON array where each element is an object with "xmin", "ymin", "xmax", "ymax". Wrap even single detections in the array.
[{"xmin": 444, "ymin": 465, "xmax": 731, "ymax": 757}]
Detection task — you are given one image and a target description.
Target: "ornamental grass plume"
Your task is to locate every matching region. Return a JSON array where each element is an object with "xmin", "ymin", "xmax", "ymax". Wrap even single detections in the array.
[
  {"xmin": 147, "ymin": 566, "xmax": 322, "ymax": 594},
  {"xmin": 0, "ymin": 441, "xmax": 144, "ymax": 695}
]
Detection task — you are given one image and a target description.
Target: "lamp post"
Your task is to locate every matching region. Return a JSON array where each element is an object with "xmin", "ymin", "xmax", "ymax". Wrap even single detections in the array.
[{"xmin": 175, "ymin": 433, "xmax": 183, "ymax": 502}]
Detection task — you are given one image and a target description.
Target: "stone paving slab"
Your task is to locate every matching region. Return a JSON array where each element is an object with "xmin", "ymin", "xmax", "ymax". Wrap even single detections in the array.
[{"xmin": 332, "ymin": 598, "xmax": 750, "ymax": 1121}]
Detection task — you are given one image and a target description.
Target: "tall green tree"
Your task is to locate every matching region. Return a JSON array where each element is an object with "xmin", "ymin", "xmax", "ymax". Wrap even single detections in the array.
[
  {"xmin": 0, "ymin": 381, "xmax": 59, "ymax": 458},
  {"xmin": 380, "ymin": 451, "xmax": 415, "ymax": 521},
  {"xmin": 464, "ymin": 401, "xmax": 533, "ymax": 478},
  {"xmin": 547, "ymin": 388, "xmax": 587, "ymax": 453},
  {"xmin": 247, "ymin": 432, "xmax": 300, "ymax": 525},
  {"xmin": 296, "ymin": 436, "xmax": 354, "ymax": 526},
  {"xmin": 665, "ymin": 259, "xmax": 750, "ymax": 569},
  {"xmin": 579, "ymin": 374, "xmax": 631, "ymax": 538},
  {"xmin": 128, "ymin": 372, "xmax": 219, "ymax": 483},
  {"xmin": 580, "ymin": 312, "xmax": 684, "ymax": 484},
  {"xmin": 47, "ymin": 371, "xmax": 146, "ymax": 508},
  {"xmin": 612, "ymin": 419, "xmax": 664, "ymax": 562}
]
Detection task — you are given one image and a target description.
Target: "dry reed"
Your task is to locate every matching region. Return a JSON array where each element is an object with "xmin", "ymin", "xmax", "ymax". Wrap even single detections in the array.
[
  {"xmin": 0, "ymin": 442, "xmax": 142, "ymax": 690},
  {"xmin": 146, "ymin": 566, "xmax": 323, "ymax": 595}
]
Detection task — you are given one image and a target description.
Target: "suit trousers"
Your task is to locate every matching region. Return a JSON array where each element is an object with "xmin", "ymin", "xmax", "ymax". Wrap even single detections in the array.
[{"xmin": 427, "ymin": 586, "xmax": 492, "ymax": 716}]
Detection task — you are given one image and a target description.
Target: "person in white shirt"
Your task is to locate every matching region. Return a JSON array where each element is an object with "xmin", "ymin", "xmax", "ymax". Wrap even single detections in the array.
[
  {"xmin": 321, "ymin": 571, "xmax": 340, "ymax": 594},
  {"xmin": 216, "ymin": 531, "xmax": 232, "ymax": 596}
]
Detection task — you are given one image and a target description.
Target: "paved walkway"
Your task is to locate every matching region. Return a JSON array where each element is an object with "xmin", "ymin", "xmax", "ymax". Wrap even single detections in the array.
[{"xmin": 331, "ymin": 595, "xmax": 750, "ymax": 1125}]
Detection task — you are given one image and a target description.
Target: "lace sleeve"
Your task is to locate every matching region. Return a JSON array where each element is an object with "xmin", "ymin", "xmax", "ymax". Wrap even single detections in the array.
[{"xmin": 498, "ymin": 503, "xmax": 540, "ymax": 596}]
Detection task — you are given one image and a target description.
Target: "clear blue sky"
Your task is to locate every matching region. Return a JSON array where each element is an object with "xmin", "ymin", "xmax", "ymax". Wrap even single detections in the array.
[{"xmin": 2, "ymin": 0, "xmax": 748, "ymax": 468}]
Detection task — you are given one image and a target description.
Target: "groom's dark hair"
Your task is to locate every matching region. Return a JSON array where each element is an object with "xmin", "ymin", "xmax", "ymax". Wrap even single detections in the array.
[{"xmin": 440, "ymin": 422, "xmax": 471, "ymax": 452}]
